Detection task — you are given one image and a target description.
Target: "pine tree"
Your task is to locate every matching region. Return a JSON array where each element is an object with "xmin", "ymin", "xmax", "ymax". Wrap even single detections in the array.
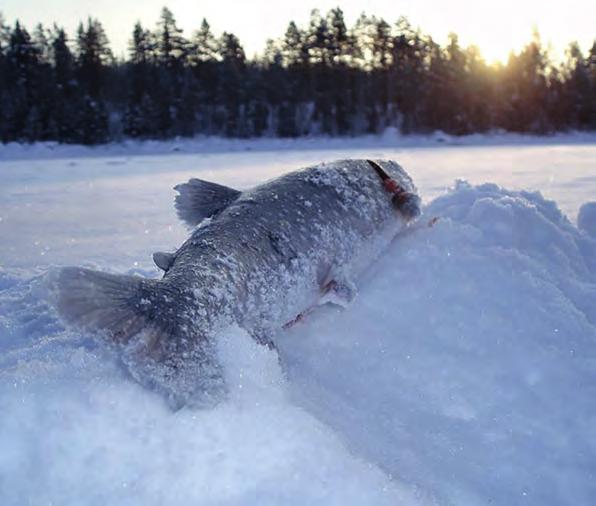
[
  {"xmin": 463, "ymin": 45, "xmax": 493, "ymax": 132},
  {"xmin": 368, "ymin": 16, "xmax": 393, "ymax": 131},
  {"xmin": 217, "ymin": 32, "xmax": 247, "ymax": 136},
  {"xmin": 501, "ymin": 31, "xmax": 550, "ymax": 132},
  {"xmin": 0, "ymin": 13, "xmax": 9, "ymax": 54},
  {"xmin": 0, "ymin": 14, "xmax": 12, "ymax": 140},
  {"xmin": 326, "ymin": 8, "xmax": 354, "ymax": 134},
  {"xmin": 327, "ymin": 8, "xmax": 350, "ymax": 65},
  {"xmin": 282, "ymin": 21, "xmax": 307, "ymax": 67},
  {"xmin": 75, "ymin": 18, "xmax": 112, "ymax": 143},
  {"xmin": 51, "ymin": 26, "xmax": 78, "ymax": 142},
  {"xmin": 152, "ymin": 8, "xmax": 191, "ymax": 137},
  {"xmin": 27, "ymin": 23, "xmax": 56, "ymax": 139},
  {"xmin": 124, "ymin": 21, "xmax": 157, "ymax": 138},
  {"xmin": 445, "ymin": 33, "xmax": 468, "ymax": 133},
  {"xmin": 188, "ymin": 19, "xmax": 219, "ymax": 134},
  {"xmin": 305, "ymin": 10, "xmax": 333, "ymax": 133},
  {"xmin": 191, "ymin": 19, "xmax": 218, "ymax": 64},
  {"xmin": 76, "ymin": 18, "xmax": 112, "ymax": 97},
  {"xmin": 4, "ymin": 21, "xmax": 41, "ymax": 140},
  {"xmin": 390, "ymin": 18, "xmax": 429, "ymax": 132},
  {"xmin": 564, "ymin": 42, "xmax": 594, "ymax": 129},
  {"xmin": 32, "ymin": 23, "xmax": 51, "ymax": 64},
  {"xmin": 589, "ymin": 41, "xmax": 596, "ymax": 128},
  {"xmin": 281, "ymin": 20, "xmax": 311, "ymax": 135},
  {"xmin": 156, "ymin": 7, "xmax": 187, "ymax": 68}
]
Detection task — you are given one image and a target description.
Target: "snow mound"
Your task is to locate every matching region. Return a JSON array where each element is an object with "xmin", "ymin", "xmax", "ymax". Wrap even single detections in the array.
[
  {"xmin": 0, "ymin": 308, "xmax": 418, "ymax": 505},
  {"xmin": 578, "ymin": 201, "xmax": 596, "ymax": 238},
  {"xmin": 280, "ymin": 181, "xmax": 596, "ymax": 505},
  {"xmin": 1, "ymin": 181, "xmax": 595, "ymax": 505}
]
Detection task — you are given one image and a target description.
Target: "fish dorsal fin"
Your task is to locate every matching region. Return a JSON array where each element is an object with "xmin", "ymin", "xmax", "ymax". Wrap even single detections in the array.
[
  {"xmin": 174, "ymin": 178, "xmax": 241, "ymax": 227},
  {"xmin": 152, "ymin": 251, "xmax": 175, "ymax": 271}
]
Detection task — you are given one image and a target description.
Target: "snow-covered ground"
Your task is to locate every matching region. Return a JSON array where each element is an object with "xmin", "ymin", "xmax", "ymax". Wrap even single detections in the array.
[{"xmin": 1, "ymin": 135, "xmax": 595, "ymax": 505}]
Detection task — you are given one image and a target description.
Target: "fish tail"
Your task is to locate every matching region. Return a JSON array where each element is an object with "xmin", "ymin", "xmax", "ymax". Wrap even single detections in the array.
[
  {"xmin": 48, "ymin": 266, "xmax": 160, "ymax": 345},
  {"xmin": 48, "ymin": 266, "xmax": 227, "ymax": 407}
]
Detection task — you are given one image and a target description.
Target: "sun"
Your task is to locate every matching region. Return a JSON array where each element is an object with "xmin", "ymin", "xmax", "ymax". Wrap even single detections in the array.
[{"xmin": 477, "ymin": 43, "xmax": 516, "ymax": 66}]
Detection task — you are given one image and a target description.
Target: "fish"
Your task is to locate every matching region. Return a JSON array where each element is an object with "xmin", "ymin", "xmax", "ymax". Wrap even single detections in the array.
[{"xmin": 49, "ymin": 159, "xmax": 421, "ymax": 407}]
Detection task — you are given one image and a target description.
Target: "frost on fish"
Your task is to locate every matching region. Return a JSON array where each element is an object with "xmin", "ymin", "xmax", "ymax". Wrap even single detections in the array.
[{"xmin": 50, "ymin": 159, "xmax": 420, "ymax": 406}]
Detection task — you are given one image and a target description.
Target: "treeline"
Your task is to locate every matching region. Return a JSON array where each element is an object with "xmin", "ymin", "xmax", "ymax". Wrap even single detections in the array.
[{"xmin": 0, "ymin": 7, "xmax": 595, "ymax": 144}]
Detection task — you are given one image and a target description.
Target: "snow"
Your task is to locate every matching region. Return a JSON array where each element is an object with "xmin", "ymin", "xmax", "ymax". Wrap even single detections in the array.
[
  {"xmin": 281, "ymin": 181, "xmax": 596, "ymax": 505},
  {"xmin": 578, "ymin": 202, "xmax": 596, "ymax": 238},
  {"xmin": 1, "ymin": 136, "xmax": 595, "ymax": 505},
  {"xmin": 1, "ymin": 131, "xmax": 596, "ymax": 163}
]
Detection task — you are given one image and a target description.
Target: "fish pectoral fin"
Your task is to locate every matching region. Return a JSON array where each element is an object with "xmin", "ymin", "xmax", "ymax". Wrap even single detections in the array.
[
  {"xmin": 174, "ymin": 178, "xmax": 242, "ymax": 227},
  {"xmin": 153, "ymin": 251, "xmax": 175, "ymax": 271},
  {"xmin": 320, "ymin": 277, "xmax": 357, "ymax": 308}
]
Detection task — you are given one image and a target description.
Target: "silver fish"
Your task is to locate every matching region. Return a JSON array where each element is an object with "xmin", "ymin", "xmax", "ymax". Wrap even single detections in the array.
[{"xmin": 50, "ymin": 159, "xmax": 420, "ymax": 407}]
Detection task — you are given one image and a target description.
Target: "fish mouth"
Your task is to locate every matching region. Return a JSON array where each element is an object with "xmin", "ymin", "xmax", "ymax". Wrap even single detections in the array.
[{"xmin": 392, "ymin": 192, "xmax": 421, "ymax": 221}]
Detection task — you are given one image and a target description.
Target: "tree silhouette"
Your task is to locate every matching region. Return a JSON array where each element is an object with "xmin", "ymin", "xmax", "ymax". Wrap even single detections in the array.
[{"xmin": 0, "ymin": 8, "xmax": 593, "ymax": 144}]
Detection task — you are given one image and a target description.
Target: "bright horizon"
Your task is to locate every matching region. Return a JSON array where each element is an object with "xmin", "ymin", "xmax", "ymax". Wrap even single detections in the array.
[{"xmin": 2, "ymin": 0, "xmax": 595, "ymax": 64}]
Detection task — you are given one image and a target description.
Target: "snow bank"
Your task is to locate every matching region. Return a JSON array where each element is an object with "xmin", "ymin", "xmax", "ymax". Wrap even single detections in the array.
[
  {"xmin": 1, "ymin": 131, "xmax": 595, "ymax": 162},
  {"xmin": 280, "ymin": 181, "xmax": 596, "ymax": 505},
  {"xmin": 1, "ymin": 155, "xmax": 595, "ymax": 504},
  {"xmin": 578, "ymin": 201, "xmax": 596, "ymax": 238}
]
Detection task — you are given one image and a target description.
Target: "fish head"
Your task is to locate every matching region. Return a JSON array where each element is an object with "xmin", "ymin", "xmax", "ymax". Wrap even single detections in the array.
[
  {"xmin": 392, "ymin": 191, "xmax": 421, "ymax": 221},
  {"xmin": 370, "ymin": 160, "xmax": 421, "ymax": 221}
]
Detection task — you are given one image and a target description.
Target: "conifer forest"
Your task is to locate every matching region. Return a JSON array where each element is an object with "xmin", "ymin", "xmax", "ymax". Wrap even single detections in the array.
[{"xmin": 0, "ymin": 7, "xmax": 595, "ymax": 144}]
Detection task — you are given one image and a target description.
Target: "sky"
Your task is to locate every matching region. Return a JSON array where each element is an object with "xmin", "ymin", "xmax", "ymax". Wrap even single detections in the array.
[{"xmin": 2, "ymin": 0, "xmax": 595, "ymax": 63}]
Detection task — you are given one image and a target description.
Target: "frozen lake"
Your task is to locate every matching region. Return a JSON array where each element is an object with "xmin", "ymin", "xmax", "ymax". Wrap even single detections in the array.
[
  {"xmin": 1, "ymin": 140, "xmax": 595, "ymax": 270},
  {"xmin": 1, "ymin": 137, "xmax": 595, "ymax": 506}
]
